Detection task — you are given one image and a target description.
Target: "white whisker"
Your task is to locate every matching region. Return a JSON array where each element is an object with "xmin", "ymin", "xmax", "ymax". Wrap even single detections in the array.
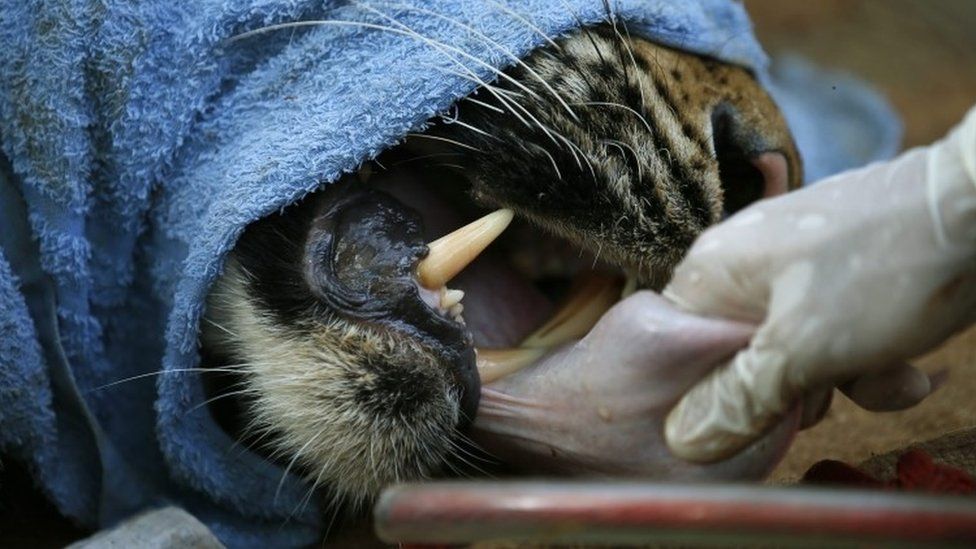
[
  {"xmin": 485, "ymin": 0, "xmax": 561, "ymax": 50},
  {"xmin": 386, "ymin": 2, "xmax": 579, "ymax": 122},
  {"xmin": 389, "ymin": 152, "xmax": 465, "ymax": 167},
  {"xmin": 575, "ymin": 100, "xmax": 653, "ymax": 136},
  {"xmin": 603, "ymin": 138, "xmax": 643, "ymax": 182},
  {"xmin": 440, "ymin": 116, "xmax": 497, "ymax": 139},
  {"xmin": 203, "ymin": 316, "xmax": 240, "ymax": 338},
  {"xmin": 405, "ymin": 132, "xmax": 482, "ymax": 152},
  {"xmin": 275, "ymin": 428, "xmax": 326, "ymax": 503},
  {"xmin": 187, "ymin": 388, "xmax": 261, "ymax": 415},
  {"xmin": 533, "ymin": 143, "xmax": 563, "ymax": 181},
  {"xmin": 89, "ymin": 367, "xmax": 242, "ymax": 392},
  {"xmin": 350, "ymin": 2, "xmax": 546, "ymax": 103},
  {"xmin": 462, "ymin": 95, "xmax": 504, "ymax": 114},
  {"xmin": 609, "ymin": 9, "xmax": 649, "ymax": 109}
]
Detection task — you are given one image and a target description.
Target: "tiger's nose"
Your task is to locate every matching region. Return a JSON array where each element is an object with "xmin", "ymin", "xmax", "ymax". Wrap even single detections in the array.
[
  {"xmin": 711, "ymin": 102, "xmax": 795, "ymax": 218},
  {"xmin": 752, "ymin": 151, "xmax": 790, "ymax": 198}
]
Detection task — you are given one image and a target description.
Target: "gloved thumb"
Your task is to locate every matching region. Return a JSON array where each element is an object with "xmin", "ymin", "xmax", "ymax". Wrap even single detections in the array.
[
  {"xmin": 840, "ymin": 361, "xmax": 933, "ymax": 412},
  {"xmin": 664, "ymin": 340, "xmax": 796, "ymax": 463}
]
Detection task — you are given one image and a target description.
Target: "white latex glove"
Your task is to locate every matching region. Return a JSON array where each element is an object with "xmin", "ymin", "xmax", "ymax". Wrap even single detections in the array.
[
  {"xmin": 472, "ymin": 292, "xmax": 798, "ymax": 481},
  {"xmin": 664, "ymin": 105, "xmax": 976, "ymax": 463}
]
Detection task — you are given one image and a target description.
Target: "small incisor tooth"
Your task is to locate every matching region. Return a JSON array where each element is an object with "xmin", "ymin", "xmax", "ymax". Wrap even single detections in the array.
[
  {"xmin": 476, "ymin": 347, "xmax": 547, "ymax": 383},
  {"xmin": 440, "ymin": 288, "xmax": 465, "ymax": 310},
  {"xmin": 416, "ymin": 209, "xmax": 514, "ymax": 289},
  {"xmin": 520, "ymin": 273, "xmax": 622, "ymax": 349}
]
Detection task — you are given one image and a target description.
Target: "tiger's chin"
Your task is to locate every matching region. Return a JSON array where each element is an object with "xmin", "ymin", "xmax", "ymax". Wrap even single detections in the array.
[{"xmin": 203, "ymin": 257, "xmax": 462, "ymax": 506}]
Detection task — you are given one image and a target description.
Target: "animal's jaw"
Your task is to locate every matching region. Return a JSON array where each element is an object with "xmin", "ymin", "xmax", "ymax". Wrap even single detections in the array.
[{"xmin": 203, "ymin": 257, "xmax": 463, "ymax": 506}]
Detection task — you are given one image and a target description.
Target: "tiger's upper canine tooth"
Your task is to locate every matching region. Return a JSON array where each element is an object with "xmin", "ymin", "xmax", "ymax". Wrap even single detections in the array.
[
  {"xmin": 417, "ymin": 209, "xmax": 514, "ymax": 289},
  {"xmin": 476, "ymin": 347, "xmax": 547, "ymax": 383},
  {"xmin": 440, "ymin": 288, "xmax": 465, "ymax": 310},
  {"xmin": 521, "ymin": 273, "xmax": 622, "ymax": 349}
]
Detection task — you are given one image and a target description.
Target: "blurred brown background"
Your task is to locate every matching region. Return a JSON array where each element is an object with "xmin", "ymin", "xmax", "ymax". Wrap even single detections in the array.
[
  {"xmin": 743, "ymin": 0, "xmax": 976, "ymax": 481},
  {"xmin": 747, "ymin": 0, "xmax": 976, "ymax": 148}
]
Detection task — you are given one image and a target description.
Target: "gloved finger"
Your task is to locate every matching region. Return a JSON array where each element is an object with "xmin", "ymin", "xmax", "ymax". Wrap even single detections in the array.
[
  {"xmin": 664, "ymin": 341, "xmax": 797, "ymax": 463},
  {"xmin": 799, "ymin": 388, "xmax": 833, "ymax": 430},
  {"xmin": 839, "ymin": 362, "xmax": 932, "ymax": 412},
  {"xmin": 587, "ymin": 291, "xmax": 757, "ymax": 393},
  {"xmin": 663, "ymin": 233, "xmax": 768, "ymax": 323},
  {"xmin": 672, "ymin": 403, "xmax": 803, "ymax": 482}
]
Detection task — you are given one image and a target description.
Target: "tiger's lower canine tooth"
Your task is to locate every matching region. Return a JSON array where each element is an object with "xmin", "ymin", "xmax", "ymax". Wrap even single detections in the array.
[
  {"xmin": 476, "ymin": 347, "xmax": 547, "ymax": 383},
  {"xmin": 521, "ymin": 273, "xmax": 622, "ymax": 349},
  {"xmin": 416, "ymin": 209, "xmax": 514, "ymax": 289}
]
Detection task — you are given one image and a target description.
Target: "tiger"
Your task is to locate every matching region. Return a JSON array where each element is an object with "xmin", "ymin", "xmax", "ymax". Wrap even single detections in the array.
[{"xmin": 201, "ymin": 22, "xmax": 802, "ymax": 510}]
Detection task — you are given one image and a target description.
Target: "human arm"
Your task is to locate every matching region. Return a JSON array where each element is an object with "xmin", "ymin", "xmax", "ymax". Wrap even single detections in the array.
[{"xmin": 664, "ymin": 105, "xmax": 976, "ymax": 462}]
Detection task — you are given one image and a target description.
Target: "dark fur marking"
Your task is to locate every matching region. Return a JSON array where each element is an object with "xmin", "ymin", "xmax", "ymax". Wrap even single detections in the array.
[
  {"xmin": 615, "ymin": 77, "xmax": 712, "ymax": 229},
  {"xmin": 353, "ymin": 355, "xmax": 441, "ymax": 419},
  {"xmin": 233, "ymin": 198, "xmax": 319, "ymax": 331},
  {"xmin": 594, "ymin": 60, "xmax": 623, "ymax": 83}
]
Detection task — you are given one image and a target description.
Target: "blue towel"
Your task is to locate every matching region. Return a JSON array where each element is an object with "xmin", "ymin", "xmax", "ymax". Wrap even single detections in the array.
[
  {"xmin": 766, "ymin": 54, "xmax": 902, "ymax": 183},
  {"xmin": 0, "ymin": 1, "xmax": 898, "ymax": 546}
]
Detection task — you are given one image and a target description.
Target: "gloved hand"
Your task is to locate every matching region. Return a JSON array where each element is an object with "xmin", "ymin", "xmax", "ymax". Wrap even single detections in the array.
[
  {"xmin": 664, "ymin": 105, "xmax": 976, "ymax": 463},
  {"xmin": 471, "ymin": 291, "xmax": 798, "ymax": 480}
]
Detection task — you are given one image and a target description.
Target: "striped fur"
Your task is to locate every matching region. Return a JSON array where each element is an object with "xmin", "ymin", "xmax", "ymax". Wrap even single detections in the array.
[{"xmin": 435, "ymin": 25, "xmax": 801, "ymax": 287}]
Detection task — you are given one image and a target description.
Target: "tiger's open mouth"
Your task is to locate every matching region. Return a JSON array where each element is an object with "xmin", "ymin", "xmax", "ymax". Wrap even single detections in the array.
[{"xmin": 360, "ymin": 143, "xmax": 791, "ymax": 420}]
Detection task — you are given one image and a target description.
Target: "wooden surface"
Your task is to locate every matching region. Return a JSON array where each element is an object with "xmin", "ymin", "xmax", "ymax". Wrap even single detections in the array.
[{"xmin": 743, "ymin": 0, "xmax": 976, "ymax": 482}]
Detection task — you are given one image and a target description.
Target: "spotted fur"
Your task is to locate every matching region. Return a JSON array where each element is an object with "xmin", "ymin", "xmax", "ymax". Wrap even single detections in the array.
[{"xmin": 436, "ymin": 24, "xmax": 801, "ymax": 288}]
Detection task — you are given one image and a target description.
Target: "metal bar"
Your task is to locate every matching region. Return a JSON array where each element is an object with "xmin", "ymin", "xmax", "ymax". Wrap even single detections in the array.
[{"xmin": 375, "ymin": 481, "xmax": 976, "ymax": 547}]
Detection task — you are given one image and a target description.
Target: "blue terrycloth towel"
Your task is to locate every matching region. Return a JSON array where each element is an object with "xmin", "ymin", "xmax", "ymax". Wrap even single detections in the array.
[{"xmin": 0, "ymin": 0, "xmax": 899, "ymax": 546}]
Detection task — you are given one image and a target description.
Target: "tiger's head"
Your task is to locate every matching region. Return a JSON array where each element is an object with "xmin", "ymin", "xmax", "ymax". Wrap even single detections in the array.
[{"xmin": 202, "ymin": 23, "xmax": 801, "ymax": 508}]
